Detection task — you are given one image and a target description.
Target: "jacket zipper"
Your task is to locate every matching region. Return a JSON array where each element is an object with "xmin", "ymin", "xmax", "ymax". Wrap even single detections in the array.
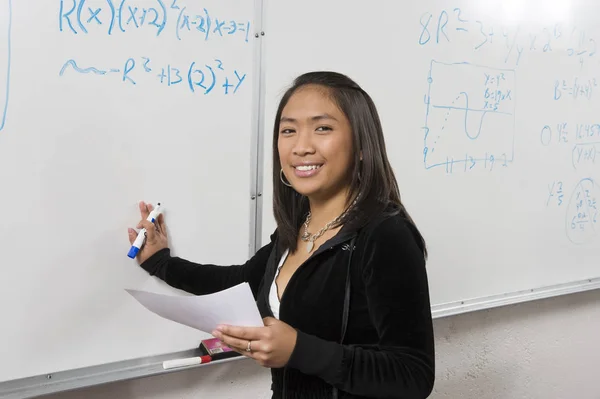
[
  {"xmin": 277, "ymin": 233, "xmax": 355, "ymax": 305},
  {"xmin": 276, "ymin": 233, "xmax": 356, "ymax": 398},
  {"xmin": 283, "ymin": 367, "xmax": 287, "ymax": 398}
]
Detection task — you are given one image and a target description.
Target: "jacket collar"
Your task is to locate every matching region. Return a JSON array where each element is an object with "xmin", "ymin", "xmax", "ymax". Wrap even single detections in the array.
[
  {"xmin": 273, "ymin": 220, "xmax": 358, "ymax": 261},
  {"xmin": 258, "ymin": 226, "xmax": 358, "ymax": 318},
  {"xmin": 306, "ymin": 229, "xmax": 357, "ymax": 259}
]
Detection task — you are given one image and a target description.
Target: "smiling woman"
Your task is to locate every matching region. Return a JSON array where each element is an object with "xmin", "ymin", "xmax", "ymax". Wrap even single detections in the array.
[{"xmin": 130, "ymin": 71, "xmax": 435, "ymax": 399}]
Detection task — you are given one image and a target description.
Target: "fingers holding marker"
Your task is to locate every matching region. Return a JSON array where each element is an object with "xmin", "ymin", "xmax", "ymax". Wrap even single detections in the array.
[
  {"xmin": 137, "ymin": 220, "xmax": 157, "ymax": 240},
  {"xmin": 127, "ymin": 228, "xmax": 137, "ymax": 245},
  {"xmin": 127, "ymin": 202, "xmax": 163, "ymax": 259},
  {"xmin": 156, "ymin": 213, "xmax": 167, "ymax": 237},
  {"xmin": 148, "ymin": 204, "xmax": 168, "ymax": 237},
  {"xmin": 128, "ymin": 201, "xmax": 153, "ymax": 245},
  {"xmin": 139, "ymin": 200, "xmax": 153, "ymax": 218}
]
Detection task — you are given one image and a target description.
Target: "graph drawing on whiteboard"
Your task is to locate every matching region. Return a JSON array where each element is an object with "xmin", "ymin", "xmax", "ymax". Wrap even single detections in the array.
[{"xmin": 423, "ymin": 60, "xmax": 516, "ymax": 173}]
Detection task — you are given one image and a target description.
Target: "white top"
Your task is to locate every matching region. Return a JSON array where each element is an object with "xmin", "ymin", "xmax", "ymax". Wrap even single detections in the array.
[{"xmin": 269, "ymin": 249, "xmax": 289, "ymax": 319}]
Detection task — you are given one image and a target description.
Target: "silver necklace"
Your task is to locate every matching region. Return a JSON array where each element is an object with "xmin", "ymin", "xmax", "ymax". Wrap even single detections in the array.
[{"xmin": 301, "ymin": 198, "xmax": 358, "ymax": 253}]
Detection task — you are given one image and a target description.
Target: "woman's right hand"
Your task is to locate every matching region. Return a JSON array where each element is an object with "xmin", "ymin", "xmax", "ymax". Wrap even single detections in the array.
[{"xmin": 127, "ymin": 201, "xmax": 169, "ymax": 265}]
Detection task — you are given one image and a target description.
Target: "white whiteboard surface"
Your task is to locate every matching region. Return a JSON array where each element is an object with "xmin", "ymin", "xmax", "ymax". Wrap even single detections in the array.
[
  {"xmin": 0, "ymin": 0, "xmax": 257, "ymax": 384},
  {"xmin": 261, "ymin": 0, "xmax": 599, "ymax": 311}
]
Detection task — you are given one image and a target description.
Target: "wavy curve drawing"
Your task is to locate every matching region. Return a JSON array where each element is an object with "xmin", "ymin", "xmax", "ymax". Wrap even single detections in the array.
[
  {"xmin": 59, "ymin": 60, "xmax": 108, "ymax": 76},
  {"xmin": 1, "ymin": 0, "xmax": 11, "ymax": 132},
  {"xmin": 459, "ymin": 92, "xmax": 488, "ymax": 140}
]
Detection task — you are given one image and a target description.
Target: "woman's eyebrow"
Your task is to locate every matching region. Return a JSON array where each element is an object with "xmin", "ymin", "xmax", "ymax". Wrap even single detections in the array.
[{"xmin": 280, "ymin": 114, "xmax": 338, "ymax": 123}]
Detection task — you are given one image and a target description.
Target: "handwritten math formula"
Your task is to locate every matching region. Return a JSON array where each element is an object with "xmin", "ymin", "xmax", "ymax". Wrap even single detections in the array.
[
  {"xmin": 59, "ymin": 0, "xmax": 251, "ymax": 42},
  {"xmin": 541, "ymin": 122, "xmax": 600, "ymax": 145},
  {"xmin": 418, "ymin": 8, "xmax": 597, "ymax": 68},
  {"xmin": 483, "ymin": 71, "xmax": 513, "ymax": 111},
  {"xmin": 567, "ymin": 179, "xmax": 598, "ymax": 243},
  {"xmin": 541, "ymin": 121, "xmax": 600, "ymax": 170},
  {"xmin": 554, "ymin": 77, "xmax": 597, "ymax": 101},
  {"xmin": 59, "ymin": 57, "xmax": 246, "ymax": 95},
  {"xmin": 547, "ymin": 178, "xmax": 598, "ymax": 243},
  {"xmin": 547, "ymin": 180, "xmax": 565, "ymax": 207}
]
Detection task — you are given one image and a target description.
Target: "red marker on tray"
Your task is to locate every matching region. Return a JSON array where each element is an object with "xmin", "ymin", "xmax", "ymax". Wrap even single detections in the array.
[{"xmin": 162, "ymin": 355, "xmax": 212, "ymax": 370}]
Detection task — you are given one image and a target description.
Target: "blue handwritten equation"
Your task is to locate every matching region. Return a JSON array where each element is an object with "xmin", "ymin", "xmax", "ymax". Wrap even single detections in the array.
[
  {"xmin": 59, "ymin": 0, "xmax": 251, "ymax": 42},
  {"xmin": 541, "ymin": 123, "xmax": 600, "ymax": 145},
  {"xmin": 565, "ymin": 178, "xmax": 599, "ymax": 244},
  {"xmin": 554, "ymin": 77, "xmax": 597, "ymax": 101},
  {"xmin": 59, "ymin": 57, "xmax": 246, "ymax": 95},
  {"xmin": 540, "ymin": 122, "xmax": 600, "ymax": 170},
  {"xmin": 547, "ymin": 180, "xmax": 565, "ymax": 207},
  {"xmin": 0, "ymin": 0, "xmax": 11, "ymax": 132},
  {"xmin": 571, "ymin": 142, "xmax": 599, "ymax": 170},
  {"xmin": 418, "ymin": 7, "xmax": 597, "ymax": 67},
  {"xmin": 423, "ymin": 60, "xmax": 516, "ymax": 173}
]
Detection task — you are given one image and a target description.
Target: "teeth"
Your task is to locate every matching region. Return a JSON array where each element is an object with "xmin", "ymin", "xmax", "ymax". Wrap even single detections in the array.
[{"xmin": 296, "ymin": 165, "xmax": 321, "ymax": 171}]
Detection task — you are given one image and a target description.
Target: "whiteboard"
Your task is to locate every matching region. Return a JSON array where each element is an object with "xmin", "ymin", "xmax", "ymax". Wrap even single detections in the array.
[
  {"xmin": 2, "ymin": 0, "xmax": 600, "ymax": 395},
  {"xmin": 261, "ymin": 0, "xmax": 600, "ymax": 313},
  {"xmin": 0, "ymin": 0, "xmax": 258, "ymax": 384}
]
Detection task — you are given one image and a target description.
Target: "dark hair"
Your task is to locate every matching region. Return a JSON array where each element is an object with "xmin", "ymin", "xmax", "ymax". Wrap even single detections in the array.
[{"xmin": 272, "ymin": 71, "xmax": 426, "ymax": 258}]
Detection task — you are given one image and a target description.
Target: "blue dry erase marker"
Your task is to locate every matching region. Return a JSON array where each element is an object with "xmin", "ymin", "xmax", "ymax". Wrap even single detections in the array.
[{"xmin": 128, "ymin": 203, "xmax": 163, "ymax": 259}]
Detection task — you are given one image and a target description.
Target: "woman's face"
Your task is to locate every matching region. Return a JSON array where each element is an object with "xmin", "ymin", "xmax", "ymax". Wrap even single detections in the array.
[{"xmin": 278, "ymin": 85, "xmax": 355, "ymax": 202}]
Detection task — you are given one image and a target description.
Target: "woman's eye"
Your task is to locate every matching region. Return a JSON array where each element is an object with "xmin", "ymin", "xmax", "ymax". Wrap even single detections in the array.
[
  {"xmin": 316, "ymin": 126, "xmax": 332, "ymax": 132},
  {"xmin": 280, "ymin": 128, "xmax": 294, "ymax": 134}
]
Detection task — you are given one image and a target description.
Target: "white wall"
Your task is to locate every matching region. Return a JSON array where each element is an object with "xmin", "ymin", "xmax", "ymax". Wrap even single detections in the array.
[
  {"xmin": 42, "ymin": 290, "xmax": 600, "ymax": 399},
  {"xmin": 432, "ymin": 290, "xmax": 600, "ymax": 399}
]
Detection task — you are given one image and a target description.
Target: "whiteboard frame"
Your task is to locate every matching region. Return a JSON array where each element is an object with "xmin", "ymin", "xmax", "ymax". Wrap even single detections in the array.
[
  {"xmin": 0, "ymin": 349, "xmax": 249, "ymax": 399},
  {"xmin": 249, "ymin": 0, "xmax": 268, "ymax": 257},
  {"xmin": 431, "ymin": 277, "xmax": 600, "ymax": 318},
  {"xmin": 2, "ymin": 278, "xmax": 599, "ymax": 398}
]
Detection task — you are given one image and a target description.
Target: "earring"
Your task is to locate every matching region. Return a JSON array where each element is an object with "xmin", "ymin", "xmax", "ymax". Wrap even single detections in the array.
[
  {"xmin": 280, "ymin": 168, "xmax": 292, "ymax": 187},
  {"xmin": 358, "ymin": 154, "xmax": 363, "ymax": 180}
]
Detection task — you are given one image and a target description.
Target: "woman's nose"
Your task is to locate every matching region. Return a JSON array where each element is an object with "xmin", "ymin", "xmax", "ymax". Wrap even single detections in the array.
[{"xmin": 292, "ymin": 131, "xmax": 315, "ymax": 156}]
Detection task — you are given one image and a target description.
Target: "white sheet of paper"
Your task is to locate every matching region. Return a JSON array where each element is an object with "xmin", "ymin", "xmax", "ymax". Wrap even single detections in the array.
[{"xmin": 126, "ymin": 283, "xmax": 263, "ymax": 334}]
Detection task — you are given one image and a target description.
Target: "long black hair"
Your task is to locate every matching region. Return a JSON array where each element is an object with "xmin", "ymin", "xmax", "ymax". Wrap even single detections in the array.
[{"xmin": 272, "ymin": 71, "xmax": 426, "ymax": 258}]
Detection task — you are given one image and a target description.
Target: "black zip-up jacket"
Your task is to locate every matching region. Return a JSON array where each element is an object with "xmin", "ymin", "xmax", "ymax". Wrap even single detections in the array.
[{"xmin": 140, "ymin": 210, "xmax": 435, "ymax": 398}]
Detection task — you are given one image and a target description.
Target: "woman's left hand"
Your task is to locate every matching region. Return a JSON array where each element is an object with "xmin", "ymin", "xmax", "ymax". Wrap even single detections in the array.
[{"xmin": 212, "ymin": 317, "xmax": 297, "ymax": 368}]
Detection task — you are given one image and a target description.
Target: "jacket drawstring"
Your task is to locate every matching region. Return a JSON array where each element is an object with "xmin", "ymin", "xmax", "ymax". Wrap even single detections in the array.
[{"xmin": 332, "ymin": 236, "xmax": 356, "ymax": 399}]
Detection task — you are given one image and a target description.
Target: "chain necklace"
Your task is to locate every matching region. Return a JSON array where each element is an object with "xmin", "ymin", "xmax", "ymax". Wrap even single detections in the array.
[{"xmin": 301, "ymin": 197, "xmax": 358, "ymax": 253}]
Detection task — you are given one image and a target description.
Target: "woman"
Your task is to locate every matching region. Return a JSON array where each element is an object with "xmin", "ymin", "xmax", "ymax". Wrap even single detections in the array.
[{"xmin": 128, "ymin": 71, "xmax": 435, "ymax": 398}]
